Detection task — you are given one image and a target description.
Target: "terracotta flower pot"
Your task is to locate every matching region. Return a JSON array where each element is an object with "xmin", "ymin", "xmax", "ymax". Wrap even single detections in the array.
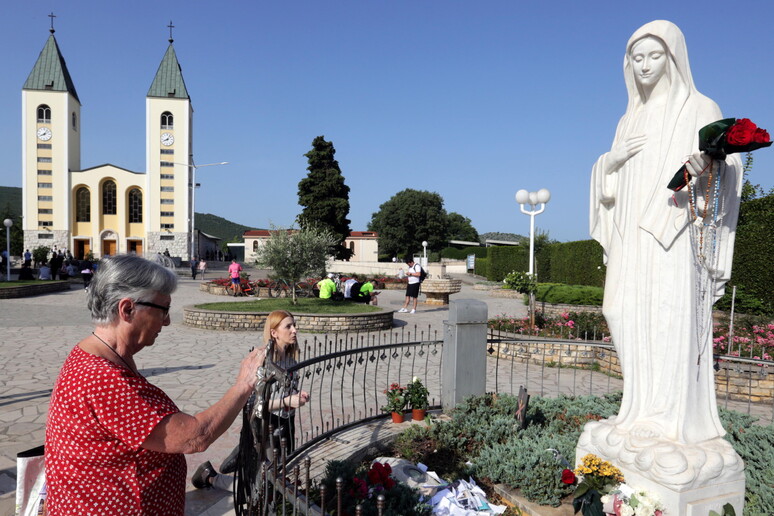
[
  {"xmin": 412, "ymin": 409, "xmax": 426, "ymax": 421},
  {"xmin": 391, "ymin": 412, "xmax": 405, "ymax": 424}
]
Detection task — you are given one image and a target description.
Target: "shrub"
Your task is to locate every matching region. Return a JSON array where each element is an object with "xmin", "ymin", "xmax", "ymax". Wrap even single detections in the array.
[{"xmin": 536, "ymin": 283, "xmax": 603, "ymax": 306}]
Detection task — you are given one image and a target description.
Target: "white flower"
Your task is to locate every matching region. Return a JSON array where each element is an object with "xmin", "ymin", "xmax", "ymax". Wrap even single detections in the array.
[
  {"xmin": 600, "ymin": 495, "xmax": 611, "ymax": 504},
  {"xmin": 412, "ymin": 376, "xmax": 419, "ymax": 383},
  {"xmin": 619, "ymin": 505, "xmax": 635, "ymax": 516}
]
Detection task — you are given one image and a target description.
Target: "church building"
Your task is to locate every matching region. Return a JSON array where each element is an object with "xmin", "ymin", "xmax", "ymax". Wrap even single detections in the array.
[{"xmin": 21, "ymin": 25, "xmax": 195, "ymax": 260}]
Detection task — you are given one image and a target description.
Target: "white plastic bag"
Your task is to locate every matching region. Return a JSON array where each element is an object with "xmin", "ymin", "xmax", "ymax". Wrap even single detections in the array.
[{"xmin": 15, "ymin": 445, "xmax": 46, "ymax": 516}]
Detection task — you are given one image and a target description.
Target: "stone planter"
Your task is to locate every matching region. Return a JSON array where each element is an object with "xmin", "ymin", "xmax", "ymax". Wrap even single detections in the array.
[
  {"xmin": 0, "ymin": 281, "xmax": 71, "ymax": 299},
  {"xmin": 420, "ymin": 278, "xmax": 462, "ymax": 306},
  {"xmin": 183, "ymin": 306, "xmax": 394, "ymax": 332}
]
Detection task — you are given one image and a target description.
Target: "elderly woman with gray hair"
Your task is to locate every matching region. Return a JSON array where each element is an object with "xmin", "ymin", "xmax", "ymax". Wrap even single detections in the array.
[{"xmin": 44, "ymin": 254, "xmax": 264, "ymax": 515}]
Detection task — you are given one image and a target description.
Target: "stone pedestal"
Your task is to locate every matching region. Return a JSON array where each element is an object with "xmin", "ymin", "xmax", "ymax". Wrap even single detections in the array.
[
  {"xmin": 576, "ymin": 441, "xmax": 745, "ymax": 515},
  {"xmin": 421, "ymin": 278, "xmax": 462, "ymax": 305}
]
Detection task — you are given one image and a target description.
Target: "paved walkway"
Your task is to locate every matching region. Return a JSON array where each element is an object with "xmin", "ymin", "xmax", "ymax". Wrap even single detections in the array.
[{"xmin": 0, "ymin": 269, "xmax": 528, "ymax": 516}]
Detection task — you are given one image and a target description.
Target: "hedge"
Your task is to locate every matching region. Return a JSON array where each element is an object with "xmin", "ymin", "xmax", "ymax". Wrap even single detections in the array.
[
  {"xmin": 486, "ymin": 246, "xmax": 529, "ymax": 282},
  {"xmin": 543, "ymin": 240, "xmax": 606, "ymax": 287},
  {"xmin": 440, "ymin": 246, "xmax": 489, "ymax": 260}
]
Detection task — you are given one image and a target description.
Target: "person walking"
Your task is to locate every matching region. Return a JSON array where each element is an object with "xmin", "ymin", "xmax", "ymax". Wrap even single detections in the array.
[
  {"xmin": 398, "ymin": 258, "xmax": 421, "ymax": 314},
  {"xmin": 191, "ymin": 257, "xmax": 199, "ymax": 280},
  {"xmin": 197, "ymin": 258, "xmax": 207, "ymax": 280}
]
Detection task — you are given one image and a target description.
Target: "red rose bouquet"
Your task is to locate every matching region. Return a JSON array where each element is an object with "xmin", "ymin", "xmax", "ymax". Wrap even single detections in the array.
[{"xmin": 667, "ymin": 118, "xmax": 771, "ymax": 191}]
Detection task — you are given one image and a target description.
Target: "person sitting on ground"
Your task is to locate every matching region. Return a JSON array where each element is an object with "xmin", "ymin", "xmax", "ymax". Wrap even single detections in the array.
[
  {"xmin": 343, "ymin": 277, "xmax": 358, "ymax": 300},
  {"xmin": 316, "ymin": 273, "xmax": 336, "ymax": 300},
  {"xmin": 44, "ymin": 254, "xmax": 264, "ymax": 514},
  {"xmin": 18, "ymin": 262, "xmax": 35, "ymax": 280},
  {"xmin": 38, "ymin": 261, "xmax": 52, "ymax": 281},
  {"xmin": 356, "ymin": 278, "xmax": 381, "ymax": 305}
]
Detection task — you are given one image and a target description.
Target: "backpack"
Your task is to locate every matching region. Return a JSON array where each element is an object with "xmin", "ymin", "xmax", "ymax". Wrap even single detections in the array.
[{"xmin": 418, "ymin": 265, "xmax": 427, "ymax": 283}]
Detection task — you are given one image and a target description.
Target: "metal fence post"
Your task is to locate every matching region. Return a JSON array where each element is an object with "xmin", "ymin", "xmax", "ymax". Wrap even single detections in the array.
[{"xmin": 442, "ymin": 299, "xmax": 488, "ymax": 411}]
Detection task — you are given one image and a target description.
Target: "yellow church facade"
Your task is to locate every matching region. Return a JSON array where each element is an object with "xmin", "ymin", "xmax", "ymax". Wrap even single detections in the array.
[{"xmin": 21, "ymin": 28, "xmax": 195, "ymax": 260}]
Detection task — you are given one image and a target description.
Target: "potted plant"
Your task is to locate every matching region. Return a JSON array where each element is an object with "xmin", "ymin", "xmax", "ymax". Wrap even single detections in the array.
[
  {"xmin": 405, "ymin": 377, "xmax": 429, "ymax": 420},
  {"xmin": 382, "ymin": 383, "xmax": 406, "ymax": 423}
]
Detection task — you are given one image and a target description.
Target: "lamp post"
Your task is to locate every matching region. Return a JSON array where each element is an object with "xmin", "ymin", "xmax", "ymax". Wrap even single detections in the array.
[
  {"xmin": 3, "ymin": 218, "xmax": 12, "ymax": 280},
  {"xmin": 178, "ymin": 161, "xmax": 228, "ymax": 261},
  {"xmin": 515, "ymin": 188, "xmax": 551, "ymax": 329},
  {"xmin": 422, "ymin": 240, "xmax": 428, "ymax": 268}
]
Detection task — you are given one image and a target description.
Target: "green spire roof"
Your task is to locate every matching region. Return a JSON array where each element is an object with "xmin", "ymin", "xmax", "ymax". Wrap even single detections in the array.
[
  {"xmin": 147, "ymin": 44, "xmax": 189, "ymax": 99},
  {"xmin": 23, "ymin": 34, "xmax": 80, "ymax": 103}
]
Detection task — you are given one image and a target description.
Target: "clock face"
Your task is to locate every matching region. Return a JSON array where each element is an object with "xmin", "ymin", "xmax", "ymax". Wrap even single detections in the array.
[
  {"xmin": 160, "ymin": 132, "xmax": 174, "ymax": 146},
  {"xmin": 37, "ymin": 127, "xmax": 52, "ymax": 141}
]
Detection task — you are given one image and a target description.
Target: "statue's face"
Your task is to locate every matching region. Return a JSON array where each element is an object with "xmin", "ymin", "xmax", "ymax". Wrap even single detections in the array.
[{"xmin": 630, "ymin": 36, "xmax": 667, "ymax": 89}]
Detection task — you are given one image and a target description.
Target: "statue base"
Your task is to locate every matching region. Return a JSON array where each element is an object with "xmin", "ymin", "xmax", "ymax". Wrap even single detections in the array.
[{"xmin": 581, "ymin": 446, "xmax": 744, "ymax": 515}]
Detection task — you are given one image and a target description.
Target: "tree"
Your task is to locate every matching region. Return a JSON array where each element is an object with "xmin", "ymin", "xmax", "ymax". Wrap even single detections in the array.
[
  {"xmin": 297, "ymin": 136, "xmax": 352, "ymax": 260},
  {"xmin": 0, "ymin": 207, "xmax": 23, "ymax": 257},
  {"xmin": 446, "ymin": 212, "xmax": 479, "ymax": 242},
  {"xmin": 368, "ymin": 189, "xmax": 449, "ymax": 258},
  {"xmin": 254, "ymin": 225, "xmax": 338, "ymax": 304}
]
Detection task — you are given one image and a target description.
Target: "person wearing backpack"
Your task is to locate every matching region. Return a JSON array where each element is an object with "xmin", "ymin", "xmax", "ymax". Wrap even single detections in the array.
[{"xmin": 398, "ymin": 258, "xmax": 423, "ymax": 314}]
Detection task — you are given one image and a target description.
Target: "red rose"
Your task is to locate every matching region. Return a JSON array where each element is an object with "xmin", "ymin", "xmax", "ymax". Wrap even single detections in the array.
[
  {"xmin": 384, "ymin": 477, "xmax": 396, "ymax": 490},
  {"xmin": 561, "ymin": 468, "xmax": 576, "ymax": 484},
  {"xmin": 753, "ymin": 128, "xmax": 771, "ymax": 143},
  {"xmin": 367, "ymin": 469, "xmax": 381, "ymax": 485},
  {"xmin": 726, "ymin": 118, "xmax": 757, "ymax": 146}
]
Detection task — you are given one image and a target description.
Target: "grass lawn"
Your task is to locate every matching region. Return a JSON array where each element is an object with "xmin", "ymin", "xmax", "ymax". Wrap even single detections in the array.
[
  {"xmin": 0, "ymin": 280, "xmax": 67, "ymax": 288},
  {"xmin": 194, "ymin": 297, "xmax": 383, "ymax": 314}
]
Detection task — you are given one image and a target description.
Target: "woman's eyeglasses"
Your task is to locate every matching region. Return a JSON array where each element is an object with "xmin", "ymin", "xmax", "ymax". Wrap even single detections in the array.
[{"xmin": 136, "ymin": 301, "xmax": 171, "ymax": 317}]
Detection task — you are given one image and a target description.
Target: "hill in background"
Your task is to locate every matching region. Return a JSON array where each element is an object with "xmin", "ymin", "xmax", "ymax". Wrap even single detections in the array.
[
  {"xmin": 479, "ymin": 232, "xmax": 525, "ymax": 244},
  {"xmin": 0, "ymin": 186, "xmax": 22, "ymax": 217}
]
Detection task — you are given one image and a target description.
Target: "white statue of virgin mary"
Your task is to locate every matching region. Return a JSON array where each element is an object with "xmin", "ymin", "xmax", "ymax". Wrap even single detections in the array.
[{"xmin": 579, "ymin": 20, "xmax": 745, "ymax": 490}]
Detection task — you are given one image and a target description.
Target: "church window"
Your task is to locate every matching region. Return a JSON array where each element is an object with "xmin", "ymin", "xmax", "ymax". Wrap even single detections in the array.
[
  {"xmin": 38, "ymin": 183, "xmax": 52, "ymax": 188},
  {"xmin": 39, "ymin": 221, "xmax": 53, "ymax": 227},
  {"xmin": 37, "ymin": 144, "xmax": 52, "ymax": 149},
  {"xmin": 37, "ymin": 170, "xmax": 52, "ymax": 176},
  {"xmin": 253, "ymin": 241, "xmax": 259, "ymax": 252},
  {"xmin": 160, "ymin": 174, "xmax": 174, "ymax": 180},
  {"xmin": 161, "ymin": 223, "xmax": 175, "ymax": 229},
  {"xmin": 38, "ymin": 209, "xmax": 53, "ymax": 214},
  {"xmin": 160, "ymin": 149, "xmax": 174, "ymax": 155},
  {"xmin": 160, "ymin": 198, "xmax": 174, "ymax": 204},
  {"xmin": 37, "ymin": 105, "xmax": 51, "ymax": 123},
  {"xmin": 160, "ymin": 211, "xmax": 174, "ymax": 217},
  {"xmin": 160, "ymin": 161, "xmax": 174, "ymax": 167},
  {"xmin": 38, "ymin": 195, "xmax": 53, "ymax": 201},
  {"xmin": 37, "ymin": 157, "xmax": 52, "ymax": 163},
  {"xmin": 102, "ymin": 180, "xmax": 117, "ymax": 215},
  {"xmin": 160, "ymin": 235, "xmax": 174, "ymax": 241},
  {"xmin": 76, "ymin": 187, "xmax": 90, "ymax": 222},
  {"xmin": 160, "ymin": 186, "xmax": 174, "ymax": 192},
  {"xmin": 72, "ymin": 112, "xmax": 77, "ymax": 131},
  {"xmin": 161, "ymin": 112, "xmax": 174, "ymax": 129},
  {"xmin": 38, "ymin": 234, "xmax": 53, "ymax": 239},
  {"xmin": 129, "ymin": 188, "xmax": 143, "ymax": 223}
]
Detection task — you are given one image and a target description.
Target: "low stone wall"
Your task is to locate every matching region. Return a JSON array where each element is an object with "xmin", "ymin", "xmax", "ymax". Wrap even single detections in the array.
[
  {"xmin": 489, "ymin": 338, "xmax": 774, "ymax": 405},
  {"xmin": 184, "ymin": 306, "xmax": 394, "ymax": 332},
  {"xmin": 0, "ymin": 281, "xmax": 71, "ymax": 299}
]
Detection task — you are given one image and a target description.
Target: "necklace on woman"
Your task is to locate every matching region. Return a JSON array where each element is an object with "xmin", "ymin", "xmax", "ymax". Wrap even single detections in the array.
[{"xmin": 92, "ymin": 332, "xmax": 138, "ymax": 376}]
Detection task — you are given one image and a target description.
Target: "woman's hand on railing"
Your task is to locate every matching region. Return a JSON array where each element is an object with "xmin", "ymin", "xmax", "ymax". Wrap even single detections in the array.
[{"xmin": 285, "ymin": 391, "xmax": 310, "ymax": 409}]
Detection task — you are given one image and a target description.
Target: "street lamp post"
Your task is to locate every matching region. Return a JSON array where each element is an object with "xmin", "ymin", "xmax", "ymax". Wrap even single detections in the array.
[
  {"xmin": 515, "ymin": 188, "xmax": 551, "ymax": 328},
  {"xmin": 3, "ymin": 218, "xmax": 12, "ymax": 280},
  {"xmin": 422, "ymin": 240, "xmax": 428, "ymax": 268},
  {"xmin": 178, "ymin": 161, "xmax": 228, "ymax": 261}
]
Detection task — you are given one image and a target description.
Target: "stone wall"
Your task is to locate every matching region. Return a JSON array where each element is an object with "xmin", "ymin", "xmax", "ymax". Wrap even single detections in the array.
[
  {"xmin": 184, "ymin": 306, "xmax": 394, "ymax": 332},
  {"xmin": 0, "ymin": 281, "xmax": 71, "ymax": 299},
  {"xmin": 488, "ymin": 338, "xmax": 774, "ymax": 405}
]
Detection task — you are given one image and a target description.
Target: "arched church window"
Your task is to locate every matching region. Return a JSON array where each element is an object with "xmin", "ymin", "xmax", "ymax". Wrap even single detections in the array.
[
  {"xmin": 76, "ymin": 187, "xmax": 90, "ymax": 222},
  {"xmin": 37, "ymin": 105, "xmax": 51, "ymax": 123},
  {"xmin": 102, "ymin": 180, "xmax": 117, "ymax": 215},
  {"xmin": 253, "ymin": 241, "xmax": 259, "ymax": 252},
  {"xmin": 128, "ymin": 188, "xmax": 143, "ymax": 223},
  {"xmin": 161, "ymin": 111, "xmax": 174, "ymax": 129}
]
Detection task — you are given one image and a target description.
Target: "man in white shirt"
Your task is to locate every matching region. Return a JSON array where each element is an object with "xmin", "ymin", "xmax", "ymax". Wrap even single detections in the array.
[{"xmin": 398, "ymin": 258, "xmax": 421, "ymax": 314}]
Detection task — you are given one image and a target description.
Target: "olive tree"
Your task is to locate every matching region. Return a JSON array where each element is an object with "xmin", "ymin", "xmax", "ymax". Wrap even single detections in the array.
[{"xmin": 254, "ymin": 225, "xmax": 338, "ymax": 304}]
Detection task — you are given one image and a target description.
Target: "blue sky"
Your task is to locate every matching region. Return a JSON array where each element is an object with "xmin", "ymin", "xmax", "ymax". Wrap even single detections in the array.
[{"xmin": 1, "ymin": 1, "xmax": 772, "ymax": 242}]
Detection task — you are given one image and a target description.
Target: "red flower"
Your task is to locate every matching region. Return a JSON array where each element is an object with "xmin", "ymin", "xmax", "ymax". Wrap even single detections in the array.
[
  {"xmin": 367, "ymin": 469, "xmax": 381, "ymax": 485},
  {"xmin": 384, "ymin": 477, "xmax": 396, "ymax": 490},
  {"xmin": 726, "ymin": 118, "xmax": 757, "ymax": 146},
  {"xmin": 754, "ymin": 127, "xmax": 771, "ymax": 143},
  {"xmin": 561, "ymin": 468, "xmax": 576, "ymax": 484}
]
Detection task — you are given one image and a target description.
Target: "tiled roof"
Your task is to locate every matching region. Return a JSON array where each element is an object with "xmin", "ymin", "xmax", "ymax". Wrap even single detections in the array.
[
  {"xmin": 23, "ymin": 34, "xmax": 80, "ymax": 103},
  {"xmin": 147, "ymin": 44, "xmax": 189, "ymax": 99}
]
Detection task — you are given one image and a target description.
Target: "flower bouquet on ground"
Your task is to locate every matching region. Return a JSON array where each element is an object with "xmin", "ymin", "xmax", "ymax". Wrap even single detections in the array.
[
  {"xmin": 381, "ymin": 383, "xmax": 406, "ymax": 414},
  {"xmin": 601, "ymin": 483, "xmax": 664, "ymax": 516},
  {"xmin": 571, "ymin": 454, "xmax": 625, "ymax": 516},
  {"xmin": 668, "ymin": 117, "xmax": 771, "ymax": 191}
]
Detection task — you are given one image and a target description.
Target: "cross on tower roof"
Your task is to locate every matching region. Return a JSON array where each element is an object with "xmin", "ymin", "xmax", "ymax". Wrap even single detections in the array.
[
  {"xmin": 167, "ymin": 20, "xmax": 174, "ymax": 43},
  {"xmin": 48, "ymin": 12, "xmax": 56, "ymax": 34}
]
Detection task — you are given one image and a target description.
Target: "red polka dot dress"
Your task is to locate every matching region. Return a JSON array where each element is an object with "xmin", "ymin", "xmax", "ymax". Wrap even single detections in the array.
[{"xmin": 45, "ymin": 346, "xmax": 186, "ymax": 515}]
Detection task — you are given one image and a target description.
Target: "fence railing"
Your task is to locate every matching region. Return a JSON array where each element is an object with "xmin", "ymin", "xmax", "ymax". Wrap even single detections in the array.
[{"xmin": 233, "ymin": 320, "xmax": 774, "ymax": 515}]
